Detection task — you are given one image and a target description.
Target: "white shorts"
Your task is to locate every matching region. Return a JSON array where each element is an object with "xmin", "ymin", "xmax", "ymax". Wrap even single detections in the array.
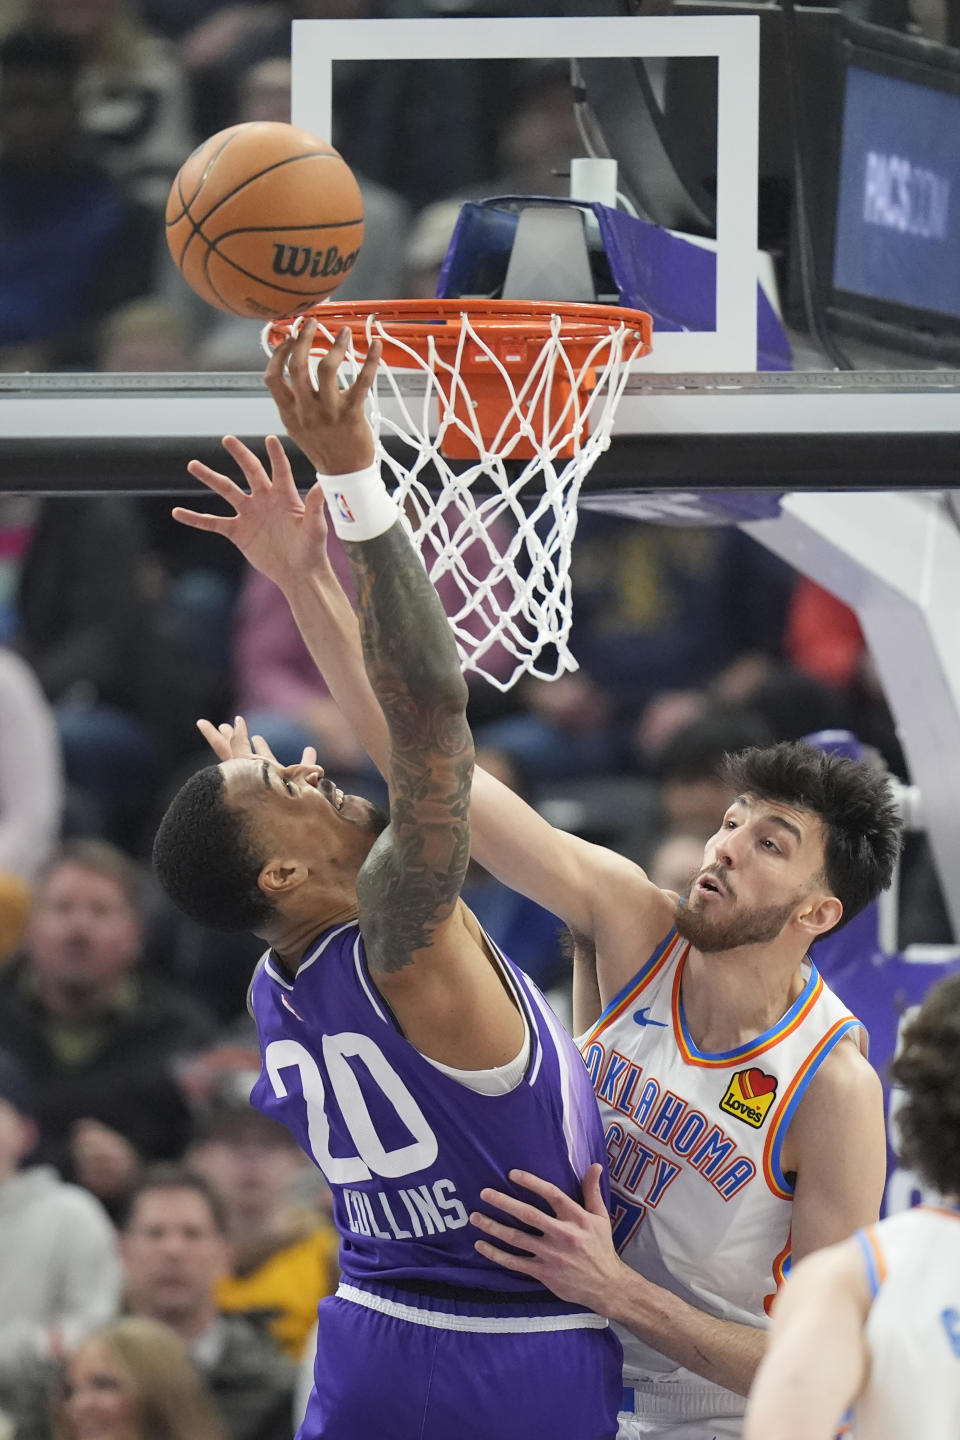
[
  {"xmin": 617, "ymin": 1378, "xmax": 745, "ymax": 1440},
  {"xmin": 617, "ymin": 1415, "xmax": 742, "ymax": 1440}
]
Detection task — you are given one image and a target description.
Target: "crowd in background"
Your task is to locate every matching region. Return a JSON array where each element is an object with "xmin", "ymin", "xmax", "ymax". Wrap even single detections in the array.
[{"xmin": 0, "ymin": 0, "xmax": 956, "ymax": 1437}]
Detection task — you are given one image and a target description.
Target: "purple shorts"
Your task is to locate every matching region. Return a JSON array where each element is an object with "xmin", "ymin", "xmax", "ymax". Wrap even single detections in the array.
[{"xmin": 298, "ymin": 1279, "xmax": 623, "ymax": 1440}]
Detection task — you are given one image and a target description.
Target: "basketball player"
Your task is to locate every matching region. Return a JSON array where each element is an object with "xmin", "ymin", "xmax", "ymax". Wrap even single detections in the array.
[
  {"xmin": 151, "ymin": 322, "xmax": 624, "ymax": 1440},
  {"xmin": 173, "ymin": 332, "xmax": 900, "ymax": 1440},
  {"xmin": 743, "ymin": 969, "xmax": 960, "ymax": 1440}
]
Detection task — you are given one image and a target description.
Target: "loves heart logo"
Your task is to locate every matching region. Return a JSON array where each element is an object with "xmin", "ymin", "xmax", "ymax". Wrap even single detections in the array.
[{"xmin": 719, "ymin": 1067, "xmax": 779, "ymax": 1128}]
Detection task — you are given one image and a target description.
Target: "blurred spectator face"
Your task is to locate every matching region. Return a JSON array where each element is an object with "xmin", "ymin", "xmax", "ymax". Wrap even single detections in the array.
[
  {"xmin": 237, "ymin": 58, "xmax": 291, "ymax": 125},
  {"xmin": 0, "ymin": 62, "xmax": 77, "ymax": 173},
  {"xmin": 646, "ymin": 831, "xmax": 705, "ymax": 896},
  {"xmin": 497, "ymin": 71, "xmax": 581, "ymax": 196},
  {"xmin": 662, "ymin": 775, "xmax": 739, "ymax": 832},
  {"xmin": 122, "ymin": 1186, "xmax": 230, "ymax": 1329},
  {"xmin": 26, "ymin": 862, "xmax": 143, "ymax": 1004},
  {"xmin": 190, "ymin": 1119, "xmax": 307, "ymax": 1219},
  {"xmin": 61, "ymin": 1336, "xmax": 139, "ymax": 1440},
  {"xmin": 38, "ymin": 0, "xmax": 117, "ymax": 42},
  {"xmin": 0, "ymin": 1097, "xmax": 36, "ymax": 1184}
]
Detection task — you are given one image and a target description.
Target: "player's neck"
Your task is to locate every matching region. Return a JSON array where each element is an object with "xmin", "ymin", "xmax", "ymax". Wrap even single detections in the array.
[
  {"xmin": 266, "ymin": 901, "xmax": 360, "ymax": 977},
  {"xmin": 681, "ymin": 941, "xmax": 809, "ymax": 1052}
]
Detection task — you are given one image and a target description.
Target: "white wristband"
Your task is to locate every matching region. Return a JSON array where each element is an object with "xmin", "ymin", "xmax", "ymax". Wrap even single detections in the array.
[{"xmin": 316, "ymin": 463, "xmax": 399, "ymax": 542}]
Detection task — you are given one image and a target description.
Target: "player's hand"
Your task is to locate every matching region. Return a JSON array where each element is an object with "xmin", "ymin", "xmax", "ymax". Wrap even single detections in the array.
[
  {"xmin": 197, "ymin": 713, "xmax": 320, "ymax": 774},
  {"xmin": 264, "ymin": 320, "xmax": 381, "ymax": 477},
  {"xmin": 174, "ymin": 433, "xmax": 332, "ymax": 589},
  {"xmin": 470, "ymin": 1164, "xmax": 625, "ymax": 1314}
]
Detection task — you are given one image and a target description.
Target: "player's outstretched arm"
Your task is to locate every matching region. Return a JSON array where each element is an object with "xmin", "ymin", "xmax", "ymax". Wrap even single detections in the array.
[
  {"xmin": 743, "ymin": 1241, "xmax": 871, "ymax": 1439},
  {"xmin": 175, "ymin": 337, "xmax": 673, "ymax": 1003},
  {"xmin": 263, "ymin": 323, "xmax": 474, "ymax": 970}
]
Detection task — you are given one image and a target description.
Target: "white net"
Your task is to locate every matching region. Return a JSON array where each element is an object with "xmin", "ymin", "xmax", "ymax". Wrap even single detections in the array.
[{"xmin": 264, "ymin": 302, "xmax": 652, "ymax": 691}]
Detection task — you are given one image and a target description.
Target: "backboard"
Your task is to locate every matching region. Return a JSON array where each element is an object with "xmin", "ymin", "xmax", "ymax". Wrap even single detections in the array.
[{"xmin": 290, "ymin": 14, "xmax": 760, "ymax": 373}]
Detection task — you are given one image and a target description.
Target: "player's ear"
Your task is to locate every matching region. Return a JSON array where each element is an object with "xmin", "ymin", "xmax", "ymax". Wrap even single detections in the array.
[
  {"xmin": 259, "ymin": 859, "xmax": 309, "ymax": 897},
  {"xmin": 795, "ymin": 893, "xmax": 843, "ymax": 939}
]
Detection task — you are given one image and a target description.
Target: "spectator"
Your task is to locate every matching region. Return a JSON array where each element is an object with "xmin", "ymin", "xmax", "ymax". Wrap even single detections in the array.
[
  {"xmin": 0, "ymin": 23, "xmax": 159, "ymax": 371},
  {"xmin": 642, "ymin": 827, "xmax": 706, "ymax": 897},
  {"xmin": 1, "ymin": 489, "xmax": 222, "ymax": 849},
  {"xmin": 0, "ymin": 841, "xmax": 216, "ymax": 1215},
  {"xmin": 0, "ymin": 645, "xmax": 62, "ymax": 890},
  {"xmin": 185, "ymin": 0, "xmax": 508, "ymax": 210},
  {"xmin": 24, "ymin": 0, "xmax": 195, "ymax": 212},
  {"xmin": 653, "ymin": 705, "xmax": 774, "ymax": 835},
  {"xmin": 55, "ymin": 1316, "xmax": 226, "ymax": 1440},
  {"xmin": 121, "ymin": 1167, "xmax": 297, "ymax": 1440},
  {"xmin": 0, "ymin": 1049, "xmax": 121, "ymax": 1415},
  {"xmin": 187, "ymin": 1069, "xmax": 339, "ymax": 1363}
]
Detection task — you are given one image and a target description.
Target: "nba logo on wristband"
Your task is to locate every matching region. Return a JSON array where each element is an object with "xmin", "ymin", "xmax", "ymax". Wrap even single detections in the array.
[{"xmin": 332, "ymin": 492, "xmax": 356, "ymax": 524}]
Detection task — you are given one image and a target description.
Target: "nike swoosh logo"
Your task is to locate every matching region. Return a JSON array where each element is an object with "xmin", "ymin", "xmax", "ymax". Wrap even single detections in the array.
[{"xmin": 633, "ymin": 1007, "xmax": 668, "ymax": 1027}]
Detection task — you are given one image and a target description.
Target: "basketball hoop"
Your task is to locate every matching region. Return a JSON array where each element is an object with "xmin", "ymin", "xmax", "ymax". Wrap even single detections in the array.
[{"xmin": 263, "ymin": 299, "xmax": 652, "ymax": 690}]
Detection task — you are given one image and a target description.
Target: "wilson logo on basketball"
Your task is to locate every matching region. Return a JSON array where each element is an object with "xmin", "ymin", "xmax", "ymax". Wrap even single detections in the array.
[
  {"xmin": 719, "ymin": 1068, "xmax": 778, "ymax": 1129},
  {"xmin": 271, "ymin": 244, "xmax": 360, "ymax": 280}
]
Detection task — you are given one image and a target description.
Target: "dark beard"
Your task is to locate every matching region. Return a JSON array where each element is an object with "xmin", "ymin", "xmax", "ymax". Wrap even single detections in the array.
[{"xmin": 675, "ymin": 893, "xmax": 802, "ymax": 953}]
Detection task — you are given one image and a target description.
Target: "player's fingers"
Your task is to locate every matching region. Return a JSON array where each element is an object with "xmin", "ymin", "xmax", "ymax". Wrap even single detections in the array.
[
  {"xmin": 507, "ymin": 1170, "xmax": 580, "ymax": 1218},
  {"xmin": 186, "ymin": 458, "xmax": 248, "ymax": 505},
  {"xmin": 220, "ymin": 434, "xmax": 271, "ymax": 494},
  {"xmin": 263, "ymin": 433, "xmax": 300, "ymax": 498},
  {"xmin": 196, "ymin": 718, "xmax": 232, "ymax": 758},
  {"xmin": 171, "ymin": 507, "xmax": 234, "ymax": 535},
  {"xmin": 250, "ymin": 733, "xmax": 280, "ymax": 763},
  {"xmin": 299, "ymin": 746, "xmax": 319, "ymax": 767},
  {"xmin": 302, "ymin": 481, "xmax": 330, "ymax": 534},
  {"xmin": 264, "ymin": 334, "xmax": 294, "ymax": 391},
  {"xmin": 581, "ymin": 1163, "xmax": 609, "ymax": 1218},
  {"xmin": 469, "ymin": 1210, "xmax": 544, "ymax": 1248},
  {"xmin": 287, "ymin": 318, "xmax": 321, "ymax": 401},
  {"xmin": 473, "ymin": 1239, "xmax": 542, "ymax": 1274},
  {"xmin": 345, "ymin": 337, "xmax": 381, "ymax": 407},
  {"xmin": 477, "ymin": 1187, "xmax": 561, "ymax": 1233}
]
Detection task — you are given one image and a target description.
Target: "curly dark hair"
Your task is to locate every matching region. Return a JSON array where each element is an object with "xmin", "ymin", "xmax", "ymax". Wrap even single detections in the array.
[
  {"xmin": 721, "ymin": 740, "xmax": 902, "ymax": 933},
  {"xmin": 890, "ymin": 973, "xmax": 960, "ymax": 1198},
  {"xmin": 152, "ymin": 766, "xmax": 274, "ymax": 933}
]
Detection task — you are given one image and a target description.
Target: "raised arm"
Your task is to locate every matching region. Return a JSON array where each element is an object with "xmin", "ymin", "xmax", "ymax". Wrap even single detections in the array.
[
  {"xmin": 175, "ymin": 342, "xmax": 674, "ymax": 1005},
  {"xmin": 262, "ymin": 323, "xmax": 474, "ymax": 974}
]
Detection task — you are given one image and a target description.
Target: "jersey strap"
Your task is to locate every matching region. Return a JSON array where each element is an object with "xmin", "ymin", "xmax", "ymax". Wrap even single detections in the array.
[
  {"xmin": 762, "ymin": 1015, "xmax": 863, "ymax": 1199},
  {"xmin": 581, "ymin": 928, "xmax": 686, "ymax": 1045},
  {"xmin": 855, "ymin": 1226, "xmax": 887, "ymax": 1299}
]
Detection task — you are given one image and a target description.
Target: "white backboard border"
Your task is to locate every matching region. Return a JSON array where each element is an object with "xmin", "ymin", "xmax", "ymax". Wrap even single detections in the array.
[{"xmin": 291, "ymin": 15, "xmax": 760, "ymax": 372}]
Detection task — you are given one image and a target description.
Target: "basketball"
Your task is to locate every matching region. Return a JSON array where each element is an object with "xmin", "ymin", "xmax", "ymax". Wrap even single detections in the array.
[{"xmin": 165, "ymin": 122, "xmax": 365, "ymax": 319}]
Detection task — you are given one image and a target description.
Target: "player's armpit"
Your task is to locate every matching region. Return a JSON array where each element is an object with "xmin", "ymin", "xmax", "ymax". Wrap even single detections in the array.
[{"xmin": 366, "ymin": 902, "xmax": 525, "ymax": 1069}]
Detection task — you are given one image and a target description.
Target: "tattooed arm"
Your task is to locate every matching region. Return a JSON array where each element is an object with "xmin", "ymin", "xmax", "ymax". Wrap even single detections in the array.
[
  {"xmin": 262, "ymin": 325, "xmax": 523, "ymax": 1065},
  {"xmin": 343, "ymin": 519, "xmax": 473, "ymax": 970}
]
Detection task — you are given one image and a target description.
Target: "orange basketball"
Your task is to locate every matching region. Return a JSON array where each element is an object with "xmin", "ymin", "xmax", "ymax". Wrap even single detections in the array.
[{"xmin": 165, "ymin": 122, "xmax": 365, "ymax": 319}]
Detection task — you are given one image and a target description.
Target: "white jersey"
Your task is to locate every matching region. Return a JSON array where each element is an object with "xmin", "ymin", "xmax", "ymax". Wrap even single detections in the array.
[
  {"xmin": 579, "ymin": 926, "xmax": 863, "ymax": 1416},
  {"xmin": 853, "ymin": 1206, "xmax": 960, "ymax": 1439}
]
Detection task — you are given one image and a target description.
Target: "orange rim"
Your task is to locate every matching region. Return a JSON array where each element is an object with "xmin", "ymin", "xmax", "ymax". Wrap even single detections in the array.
[{"xmin": 265, "ymin": 298, "xmax": 653, "ymax": 358}]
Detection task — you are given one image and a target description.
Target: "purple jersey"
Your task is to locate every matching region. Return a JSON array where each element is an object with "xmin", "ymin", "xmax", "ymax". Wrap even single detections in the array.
[{"xmin": 249, "ymin": 919, "xmax": 608, "ymax": 1297}]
